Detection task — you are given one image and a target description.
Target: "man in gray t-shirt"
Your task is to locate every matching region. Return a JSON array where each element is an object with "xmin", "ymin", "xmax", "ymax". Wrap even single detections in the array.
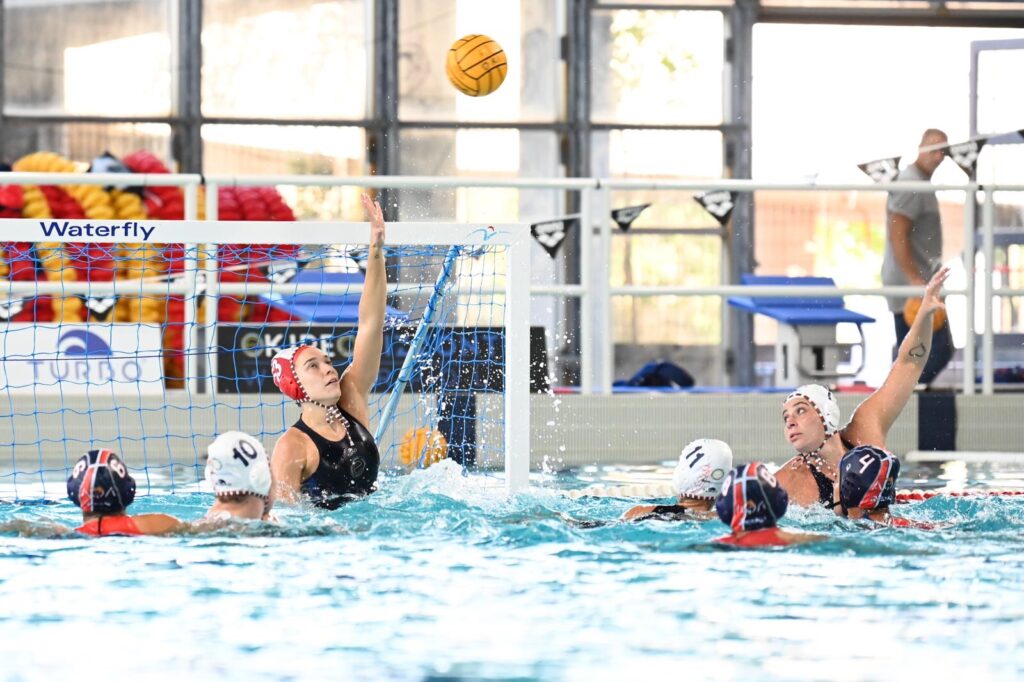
[{"xmin": 880, "ymin": 128, "xmax": 953, "ymax": 385}]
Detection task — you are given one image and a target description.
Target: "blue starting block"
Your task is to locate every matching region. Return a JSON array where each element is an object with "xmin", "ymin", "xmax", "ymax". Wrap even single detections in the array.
[
  {"xmin": 728, "ymin": 275, "xmax": 875, "ymax": 385},
  {"xmin": 261, "ymin": 268, "xmax": 407, "ymax": 323}
]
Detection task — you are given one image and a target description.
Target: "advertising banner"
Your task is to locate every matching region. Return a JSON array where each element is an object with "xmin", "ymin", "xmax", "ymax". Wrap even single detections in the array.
[
  {"xmin": 0, "ymin": 324, "xmax": 164, "ymax": 394},
  {"xmin": 216, "ymin": 324, "xmax": 549, "ymax": 395}
]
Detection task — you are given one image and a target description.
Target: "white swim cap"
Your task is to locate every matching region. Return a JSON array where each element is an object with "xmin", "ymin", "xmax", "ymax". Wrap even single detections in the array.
[
  {"xmin": 672, "ymin": 438, "xmax": 733, "ymax": 499},
  {"xmin": 785, "ymin": 384, "xmax": 840, "ymax": 438},
  {"xmin": 205, "ymin": 431, "xmax": 272, "ymax": 499}
]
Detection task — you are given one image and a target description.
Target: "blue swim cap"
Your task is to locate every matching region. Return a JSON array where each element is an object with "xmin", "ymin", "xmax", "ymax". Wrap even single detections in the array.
[
  {"xmin": 839, "ymin": 446, "xmax": 900, "ymax": 512},
  {"xmin": 67, "ymin": 449, "xmax": 136, "ymax": 513},
  {"xmin": 715, "ymin": 462, "xmax": 789, "ymax": 532}
]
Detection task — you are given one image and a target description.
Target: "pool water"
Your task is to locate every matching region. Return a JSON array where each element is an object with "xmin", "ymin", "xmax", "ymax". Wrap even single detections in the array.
[{"xmin": 2, "ymin": 460, "xmax": 1023, "ymax": 680}]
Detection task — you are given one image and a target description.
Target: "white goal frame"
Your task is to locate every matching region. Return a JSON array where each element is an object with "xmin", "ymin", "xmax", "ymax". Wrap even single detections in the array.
[{"xmin": 0, "ymin": 217, "xmax": 532, "ymax": 493}]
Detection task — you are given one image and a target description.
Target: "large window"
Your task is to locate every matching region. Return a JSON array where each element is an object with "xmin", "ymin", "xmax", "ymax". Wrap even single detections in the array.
[
  {"xmin": 394, "ymin": 128, "xmax": 562, "ymax": 222},
  {"xmin": 3, "ymin": 0, "xmax": 173, "ymax": 118},
  {"xmin": 752, "ymin": 23, "xmax": 1024, "ymax": 384},
  {"xmin": 398, "ymin": 0, "xmax": 562, "ymax": 123},
  {"xmin": 590, "ymin": 7, "xmax": 728, "ymax": 347},
  {"xmin": 590, "ymin": 9, "xmax": 724, "ymax": 126},
  {"xmin": 1, "ymin": 122, "xmax": 172, "ymax": 167},
  {"xmin": 202, "ymin": 0, "xmax": 368, "ymax": 120}
]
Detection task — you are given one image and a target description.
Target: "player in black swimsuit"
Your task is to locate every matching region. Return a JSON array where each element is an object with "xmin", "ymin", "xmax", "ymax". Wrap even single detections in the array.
[
  {"xmin": 294, "ymin": 404, "xmax": 379, "ymax": 509},
  {"xmin": 269, "ymin": 194, "xmax": 387, "ymax": 509},
  {"xmin": 776, "ymin": 267, "xmax": 950, "ymax": 508}
]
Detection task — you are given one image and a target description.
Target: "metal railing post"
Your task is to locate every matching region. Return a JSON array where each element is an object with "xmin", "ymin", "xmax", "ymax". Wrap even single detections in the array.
[
  {"xmin": 961, "ymin": 186, "xmax": 976, "ymax": 395},
  {"xmin": 183, "ymin": 182, "xmax": 200, "ymax": 394},
  {"xmin": 579, "ymin": 185, "xmax": 593, "ymax": 395},
  {"xmin": 594, "ymin": 185, "xmax": 613, "ymax": 395},
  {"xmin": 981, "ymin": 187, "xmax": 996, "ymax": 395},
  {"xmin": 204, "ymin": 183, "xmax": 221, "ymax": 399}
]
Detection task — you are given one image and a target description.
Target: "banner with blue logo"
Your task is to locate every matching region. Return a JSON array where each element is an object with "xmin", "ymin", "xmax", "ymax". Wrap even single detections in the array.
[
  {"xmin": 216, "ymin": 324, "xmax": 551, "ymax": 395},
  {"xmin": 0, "ymin": 324, "xmax": 164, "ymax": 394}
]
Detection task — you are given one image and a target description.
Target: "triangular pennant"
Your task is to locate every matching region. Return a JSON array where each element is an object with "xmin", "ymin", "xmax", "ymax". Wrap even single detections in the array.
[
  {"xmin": 262, "ymin": 260, "xmax": 299, "ymax": 285},
  {"xmin": 945, "ymin": 138, "xmax": 987, "ymax": 179},
  {"xmin": 0, "ymin": 297, "xmax": 25, "ymax": 321},
  {"xmin": 80, "ymin": 295, "xmax": 117, "ymax": 321},
  {"xmin": 610, "ymin": 203, "xmax": 651, "ymax": 232},
  {"xmin": 530, "ymin": 216, "xmax": 576, "ymax": 258},
  {"xmin": 857, "ymin": 156, "xmax": 901, "ymax": 183},
  {"xmin": 693, "ymin": 190, "xmax": 736, "ymax": 226}
]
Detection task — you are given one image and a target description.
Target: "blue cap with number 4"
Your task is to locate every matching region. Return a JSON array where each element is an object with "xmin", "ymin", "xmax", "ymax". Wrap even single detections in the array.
[
  {"xmin": 839, "ymin": 446, "xmax": 901, "ymax": 512},
  {"xmin": 206, "ymin": 431, "xmax": 271, "ymax": 499}
]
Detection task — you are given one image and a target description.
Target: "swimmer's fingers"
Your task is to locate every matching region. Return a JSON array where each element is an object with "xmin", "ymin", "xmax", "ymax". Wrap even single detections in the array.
[
  {"xmin": 362, "ymin": 193, "xmax": 385, "ymax": 250},
  {"xmin": 921, "ymin": 266, "xmax": 950, "ymax": 313}
]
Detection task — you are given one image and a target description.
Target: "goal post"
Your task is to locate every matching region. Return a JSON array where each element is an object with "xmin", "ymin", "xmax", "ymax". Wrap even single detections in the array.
[{"xmin": 0, "ymin": 217, "xmax": 531, "ymax": 498}]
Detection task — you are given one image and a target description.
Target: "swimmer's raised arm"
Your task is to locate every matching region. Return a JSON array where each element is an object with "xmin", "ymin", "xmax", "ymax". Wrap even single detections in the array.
[
  {"xmin": 845, "ymin": 266, "xmax": 950, "ymax": 446},
  {"xmin": 344, "ymin": 193, "xmax": 388, "ymax": 404}
]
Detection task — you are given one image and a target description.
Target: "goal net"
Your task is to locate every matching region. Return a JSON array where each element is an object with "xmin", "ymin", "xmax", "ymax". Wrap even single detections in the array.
[{"xmin": 0, "ymin": 217, "xmax": 531, "ymax": 500}]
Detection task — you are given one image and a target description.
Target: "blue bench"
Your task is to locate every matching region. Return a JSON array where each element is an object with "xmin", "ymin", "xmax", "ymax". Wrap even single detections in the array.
[
  {"xmin": 727, "ymin": 275, "xmax": 875, "ymax": 385},
  {"xmin": 261, "ymin": 269, "xmax": 407, "ymax": 323}
]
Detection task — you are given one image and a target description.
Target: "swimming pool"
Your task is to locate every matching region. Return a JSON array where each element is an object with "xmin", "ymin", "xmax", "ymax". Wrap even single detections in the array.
[{"xmin": 2, "ymin": 460, "xmax": 1022, "ymax": 680}]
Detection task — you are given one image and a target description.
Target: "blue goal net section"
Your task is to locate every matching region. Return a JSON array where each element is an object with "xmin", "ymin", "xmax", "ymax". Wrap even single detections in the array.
[{"xmin": 0, "ymin": 217, "xmax": 532, "ymax": 500}]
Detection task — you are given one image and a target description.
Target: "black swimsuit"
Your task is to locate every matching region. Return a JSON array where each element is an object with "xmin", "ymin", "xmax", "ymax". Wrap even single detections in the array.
[
  {"xmin": 295, "ymin": 406, "xmax": 380, "ymax": 510},
  {"xmin": 633, "ymin": 504, "xmax": 691, "ymax": 522},
  {"xmin": 804, "ymin": 459, "xmax": 836, "ymax": 508},
  {"xmin": 802, "ymin": 436, "xmax": 855, "ymax": 508}
]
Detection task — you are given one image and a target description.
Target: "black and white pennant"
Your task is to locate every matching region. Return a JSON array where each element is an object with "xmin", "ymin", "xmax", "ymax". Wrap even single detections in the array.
[
  {"xmin": 693, "ymin": 190, "xmax": 736, "ymax": 226},
  {"xmin": 530, "ymin": 217, "xmax": 576, "ymax": 258},
  {"xmin": 262, "ymin": 260, "xmax": 300, "ymax": 285},
  {"xmin": 857, "ymin": 156, "xmax": 901, "ymax": 183},
  {"xmin": 81, "ymin": 295, "xmax": 117, "ymax": 321},
  {"xmin": 610, "ymin": 203, "xmax": 651, "ymax": 232},
  {"xmin": 945, "ymin": 138, "xmax": 987, "ymax": 179},
  {"xmin": 0, "ymin": 297, "xmax": 25, "ymax": 321}
]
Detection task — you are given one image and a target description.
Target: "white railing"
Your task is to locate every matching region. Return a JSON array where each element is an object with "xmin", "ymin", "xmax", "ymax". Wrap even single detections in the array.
[{"xmin": 3, "ymin": 171, "xmax": 1022, "ymax": 396}]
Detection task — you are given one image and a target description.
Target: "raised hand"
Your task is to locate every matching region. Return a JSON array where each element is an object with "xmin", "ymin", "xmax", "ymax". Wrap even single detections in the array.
[
  {"xmin": 361, "ymin": 193, "xmax": 385, "ymax": 254},
  {"xmin": 919, "ymin": 266, "xmax": 950, "ymax": 318}
]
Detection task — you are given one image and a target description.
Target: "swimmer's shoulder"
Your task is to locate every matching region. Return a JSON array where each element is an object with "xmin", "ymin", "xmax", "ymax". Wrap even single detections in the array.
[
  {"xmin": 273, "ymin": 427, "xmax": 316, "ymax": 466},
  {"xmin": 775, "ymin": 459, "xmax": 829, "ymax": 507},
  {"xmin": 621, "ymin": 504, "xmax": 658, "ymax": 521},
  {"xmin": 132, "ymin": 513, "xmax": 184, "ymax": 535},
  {"xmin": 713, "ymin": 528, "xmax": 825, "ymax": 548}
]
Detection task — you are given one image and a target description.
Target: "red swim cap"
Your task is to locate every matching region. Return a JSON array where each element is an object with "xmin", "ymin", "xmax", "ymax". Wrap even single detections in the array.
[{"xmin": 271, "ymin": 345, "xmax": 314, "ymax": 402}]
